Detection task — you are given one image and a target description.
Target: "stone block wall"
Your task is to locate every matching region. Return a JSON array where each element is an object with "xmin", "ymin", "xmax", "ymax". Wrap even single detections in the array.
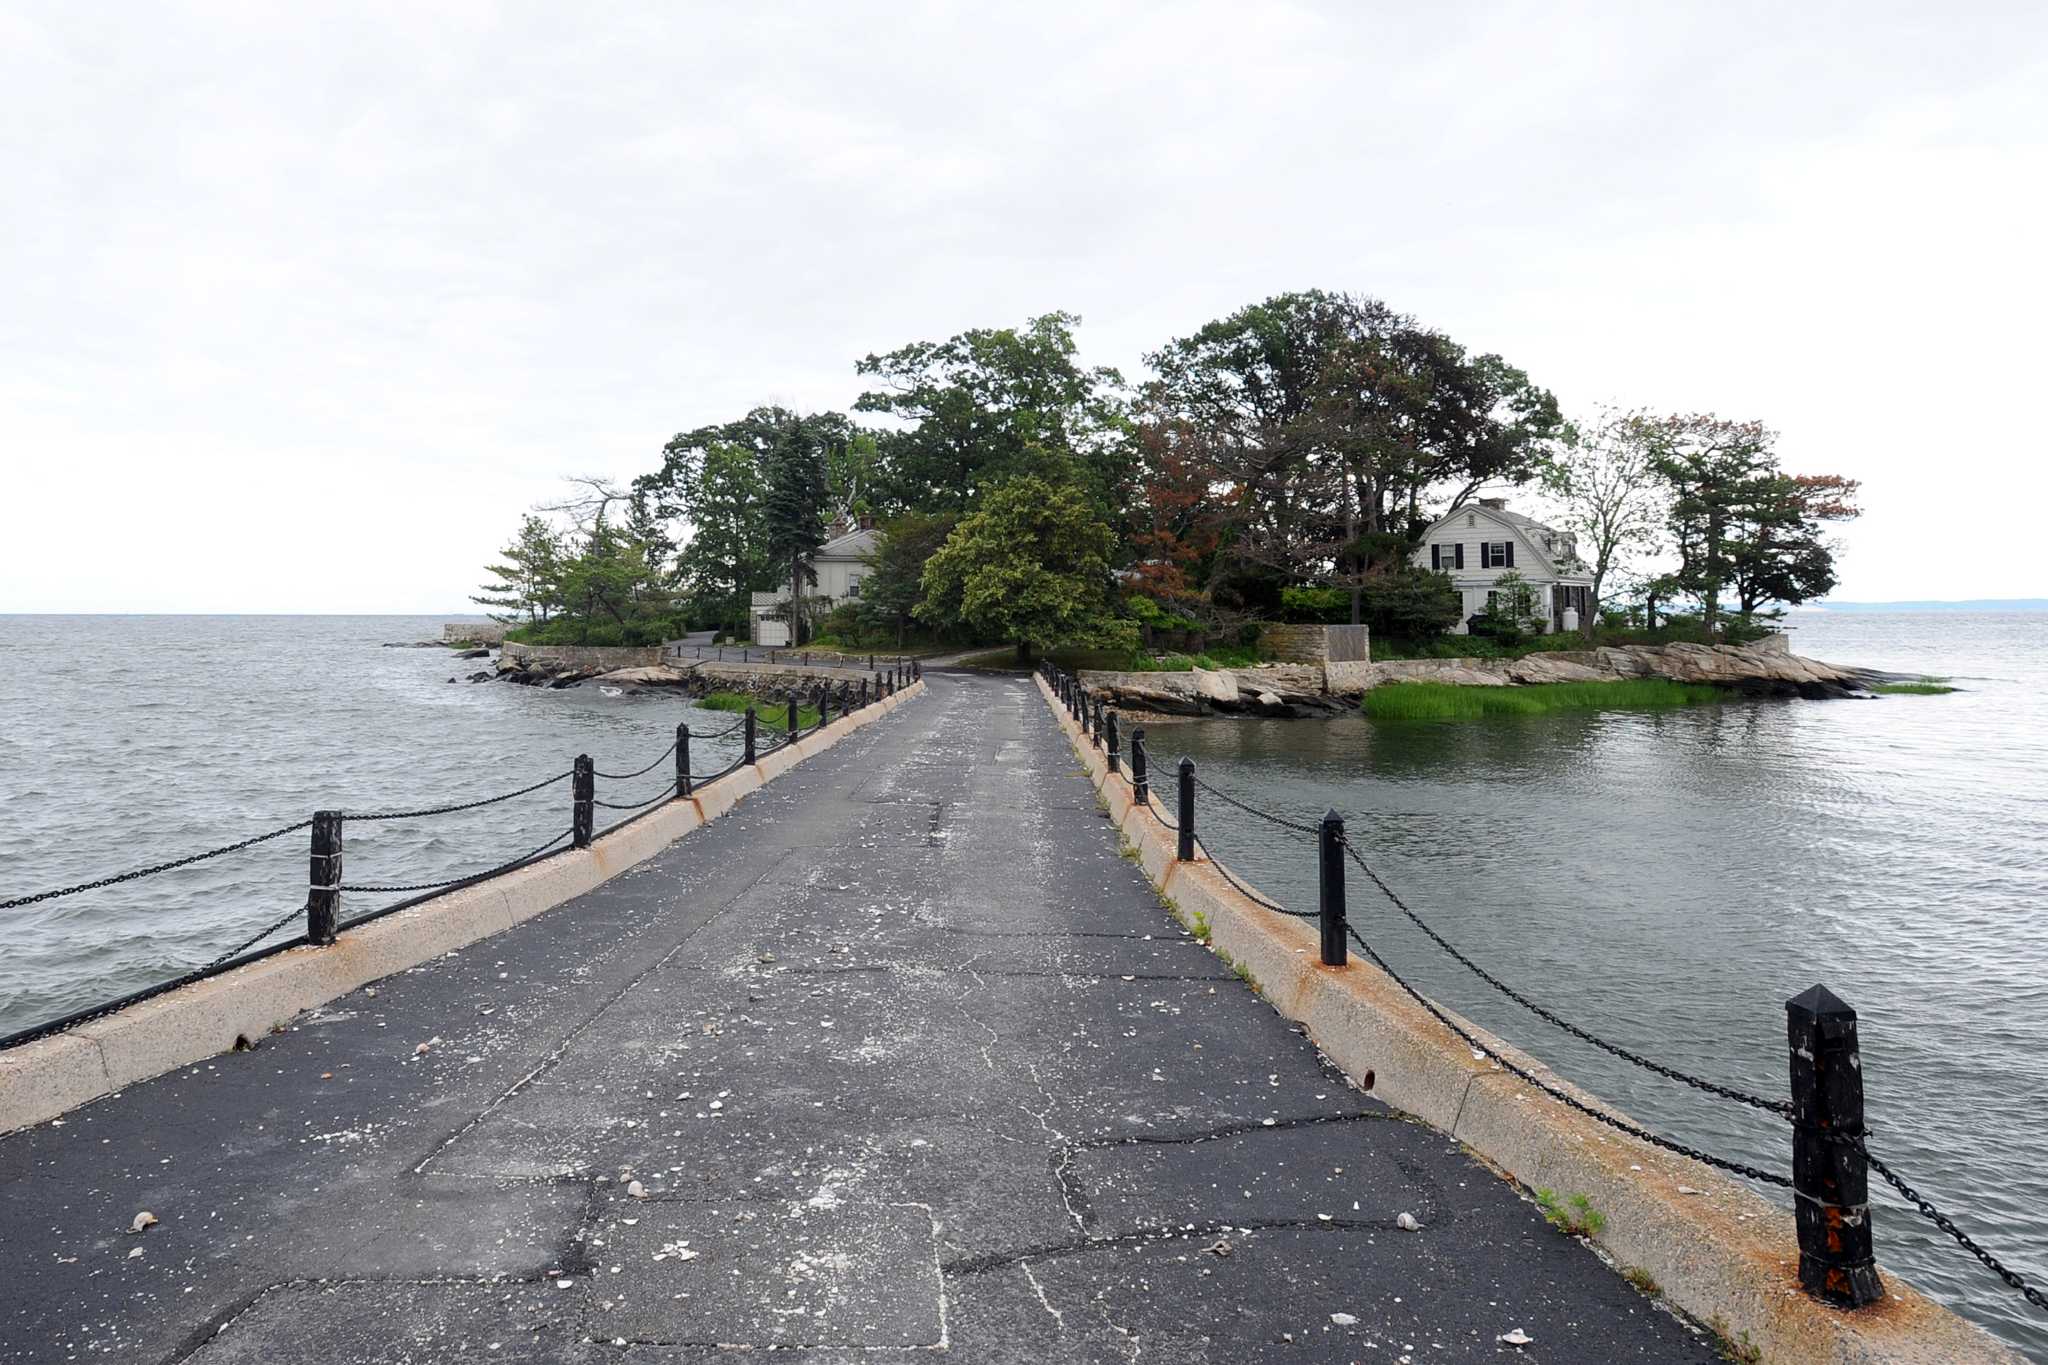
[
  {"xmin": 1254, "ymin": 623, "xmax": 1329, "ymax": 663},
  {"xmin": 1253, "ymin": 623, "xmax": 1370, "ymax": 664},
  {"xmin": 502, "ymin": 641, "xmax": 664, "ymax": 672},
  {"xmin": 444, "ymin": 622, "xmax": 508, "ymax": 645}
]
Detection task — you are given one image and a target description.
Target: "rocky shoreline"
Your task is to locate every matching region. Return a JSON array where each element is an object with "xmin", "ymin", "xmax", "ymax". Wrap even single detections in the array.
[{"xmin": 1078, "ymin": 641, "xmax": 1889, "ymax": 718}]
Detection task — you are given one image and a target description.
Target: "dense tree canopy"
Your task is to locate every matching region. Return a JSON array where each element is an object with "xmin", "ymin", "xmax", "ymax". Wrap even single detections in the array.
[
  {"xmin": 1145, "ymin": 290, "xmax": 1563, "ymax": 621},
  {"xmin": 856, "ymin": 312, "xmax": 1135, "ymax": 518},
  {"xmin": 474, "ymin": 291, "xmax": 1859, "ymax": 658},
  {"xmin": 915, "ymin": 476, "xmax": 1115, "ymax": 661}
]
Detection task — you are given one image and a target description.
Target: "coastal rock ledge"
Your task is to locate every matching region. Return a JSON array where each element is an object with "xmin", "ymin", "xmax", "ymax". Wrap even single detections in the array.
[{"xmin": 1080, "ymin": 641, "xmax": 1871, "ymax": 717}]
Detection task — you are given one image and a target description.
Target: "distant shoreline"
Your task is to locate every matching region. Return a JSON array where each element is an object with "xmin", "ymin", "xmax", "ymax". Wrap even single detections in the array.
[{"xmin": 1806, "ymin": 599, "xmax": 2048, "ymax": 613}]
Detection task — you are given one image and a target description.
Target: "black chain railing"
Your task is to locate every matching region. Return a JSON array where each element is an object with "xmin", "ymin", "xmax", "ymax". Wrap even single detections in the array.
[
  {"xmin": 1, "ymin": 675, "xmax": 922, "ymax": 1052},
  {"xmin": 1038, "ymin": 660, "xmax": 2047, "ymax": 1322},
  {"xmin": 0, "ymin": 817, "xmax": 313, "ymax": 911}
]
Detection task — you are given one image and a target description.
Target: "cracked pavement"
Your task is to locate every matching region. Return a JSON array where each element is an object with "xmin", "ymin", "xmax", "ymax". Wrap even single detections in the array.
[{"xmin": 0, "ymin": 671, "xmax": 1717, "ymax": 1363}]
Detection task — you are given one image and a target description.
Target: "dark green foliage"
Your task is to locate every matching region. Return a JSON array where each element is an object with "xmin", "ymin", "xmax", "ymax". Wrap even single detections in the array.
[
  {"xmin": 858, "ymin": 511, "xmax": 958, "ymax": 646},
  {"xmin": 856, "ymin": 312, "xmax": 1136, "ymax": 518},
  {"xmin": 1145, "ymin": 290, "xmax": 1563, "ymax": 600},
  {"xmin": 916, "ymin": 475, "xmax": 1116, "ymax": 660}
]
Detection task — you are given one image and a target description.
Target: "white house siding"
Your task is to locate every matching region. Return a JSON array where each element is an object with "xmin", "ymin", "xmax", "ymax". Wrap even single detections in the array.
[
  {"xmin": 749, "ymin": 527, "xmax": 880, "ymax": 643},
  {"xmin": 1412, "ymin": 505, "xmax": 1592, "ymax": 634}
]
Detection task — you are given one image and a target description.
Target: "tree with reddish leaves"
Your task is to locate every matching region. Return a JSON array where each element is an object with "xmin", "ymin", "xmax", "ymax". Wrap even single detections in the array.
[
  {"xmin": 1126, "ymin": 414, "xmax": 1229, "ymax": 612},
  {"xmin": 1144, "ymin": 290, "xmax": 1562, "ymax": 625}
]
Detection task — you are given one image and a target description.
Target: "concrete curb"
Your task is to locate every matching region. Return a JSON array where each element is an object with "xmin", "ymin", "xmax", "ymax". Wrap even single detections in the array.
[
  {"xmin": 0, "ymin": 683, "xmax": 927, "ymax": 1136},
  {"xmin": 1037, "ymin": 676, "xmax": 2013, "ymax": 1365}
]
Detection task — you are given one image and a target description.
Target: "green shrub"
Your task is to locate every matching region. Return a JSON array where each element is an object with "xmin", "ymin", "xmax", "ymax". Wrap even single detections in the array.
[
  {"xmin": 506, "ymin": 616, "xmax": 680, "ymax": 647},
  {"xmin": 696, "ymin": 691, "xmax": 820, "ymax": 732}
]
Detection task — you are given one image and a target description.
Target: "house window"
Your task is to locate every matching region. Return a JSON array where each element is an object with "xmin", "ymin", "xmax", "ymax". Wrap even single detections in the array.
[
  {"xmin": 1481, "ymin": 541, "xmax": 1514, "ymax": 569},
  {"xmin": 847, "ymin": 576, "xmax": 862, "ymax": 597},
  {"xmin": 1430, "ymin": 543, "xmax": 1465, "ymax": 571}
]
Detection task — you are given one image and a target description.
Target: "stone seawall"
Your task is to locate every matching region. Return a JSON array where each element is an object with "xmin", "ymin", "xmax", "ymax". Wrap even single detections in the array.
[
  {"xmin": 443, "ymin": 622, "xmax": 507, "ymax": 645},
  {"xmin": 501, "ymin": 641, "xmax": 665, "ymax": 673}
]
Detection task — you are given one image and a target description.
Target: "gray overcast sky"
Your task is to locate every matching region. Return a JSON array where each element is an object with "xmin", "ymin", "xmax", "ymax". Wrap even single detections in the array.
[{"xmin": 3, "ymin": 2, "xmax": 2044, "ymax": 612}]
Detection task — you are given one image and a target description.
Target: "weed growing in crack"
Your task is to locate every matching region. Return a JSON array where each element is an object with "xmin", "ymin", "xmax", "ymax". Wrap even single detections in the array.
[
  {"xmin": 1535, "ymin": 1188, "xmax": 1607, "ymax": 1239},
  {"xmin": 1623, "ymin": 1266, "xmax": 1659, "ymax": 1296},
  {"xmin": 1707, "ymin": 1316, "xmax": 1762, "ymax": 1364}
]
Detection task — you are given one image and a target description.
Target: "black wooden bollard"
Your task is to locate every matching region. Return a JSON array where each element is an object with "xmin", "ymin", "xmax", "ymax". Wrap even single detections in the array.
[
  {"xmin": 860, "ymin": 679, "xmax": 869, "ymax": 707},
  {"xmin": 1130, "ymin": 728, "xmax": 1149, "ymax": 808},
  {"xmin": 787, "ymin": 692, "xmax": 799, "ymax": 737},
  {"xmin": 821, "ymin": 687, "xmax": 832, "ymax": 728},
  {"xmin": 677, "ymin": 723, "xmax": 692, "ymax": 798},
  {"xmin": 307, "ymin": 810, "xmax": 342, "ymax": 945},
  {"xmin": 875, "ymin": 671, "xmax": 883, "ymax": 701},
  {"xmin": 573, "ymin": 754, "xmax": 595, "ymax": 849},
  {"xmin": 1106, "ymin": 711, "xmax": 1120, "ymax": 775},
  {"xmin": 1318, "ymin": 809, "xmax": 1346, "ymax": 966},
  {"xmin": 1788, "ymin": 985, "xmax": 1883, "ymax": 1307},
  {"xmin": 1177, "ymin": 758, "xmax": 1196, "ymax": 862},
  {"xmin": 1091, "ymin": 696, "xmax": 1103, "ymax": 747},
  {"xmin": 744, "ymin": 708, "xmax": 758, "ymax": 765}
]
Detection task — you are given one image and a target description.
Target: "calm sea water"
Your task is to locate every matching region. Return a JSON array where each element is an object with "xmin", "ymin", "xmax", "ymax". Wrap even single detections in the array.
[
  {"xmin": 0, "ymin": 612, "xmax": 2043, "ymax": 1351},
  {"xmin": 1156, "ymin": 611, "xmax": 2048, "ymax": 1355},
  {"xmin": 0, "ymin": 616, "xmax": 749, "ymax": 1038}
]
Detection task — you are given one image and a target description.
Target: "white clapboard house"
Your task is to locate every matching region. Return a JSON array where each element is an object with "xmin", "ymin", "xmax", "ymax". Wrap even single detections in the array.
[
  {"xmin": 748, "ymin": 519, "xmax": 880, "ymax": 646},
  {"xmin": 1410, "ymin": 499, "xmax": 1596, "ymax": 635}
]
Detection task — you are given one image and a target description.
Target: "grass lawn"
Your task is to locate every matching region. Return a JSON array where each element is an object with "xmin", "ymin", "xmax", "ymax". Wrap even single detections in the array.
[
  {"xmin": 697, "ymin": 691, "xmax": 821, "ymax": 732},
  {"xmin": 1362, "ymin": 678, "xmax": 1729, "ymax": 721}
]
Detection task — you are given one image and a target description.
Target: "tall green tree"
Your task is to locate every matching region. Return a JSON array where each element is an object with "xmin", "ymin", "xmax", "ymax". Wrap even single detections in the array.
[
  {"xmin": 1642, "ymin": 415, "xmax": 1778, "ymax": 633},
  {"xmin": 1146, "ymin": 290, "xmax": 1562, "ymax": 622},
  {"xmin": 636, "ymin": 406, "xmax": 853, "ymax": 634},
  {"xmin": 860, "ymin": 511, "xmax": 957, "ymax": 647},
  {"xmin": 855, "ymin": 312, "xmax": 1135, "ymax": 517},
  {"xmin": 1727, "ymin": 474, "xmax": 1861, "ymax": 617},
  {"xmin": 916, "ymin": 476, "xmax": 1115, "ymax": 662},
  {"xmin": 762, "ymin": 415, "xmax": 835, "ymax": 643},
  {"xmin": 471, "ymin": 514, "xmax": 561, "ymax": 626}
]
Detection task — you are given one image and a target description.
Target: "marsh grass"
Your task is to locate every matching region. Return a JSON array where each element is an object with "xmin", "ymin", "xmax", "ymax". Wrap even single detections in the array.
[
  {"xmin": 697, "ymin": 691, "xmax": 820, "ymax": 732},
  {"xmin": 1871, "ymin": 680, "xmax": 1958, "ymax": 695},
  {"xmin": 1362, "ymin": 679, "xmax": 1728, "ymax": 721}
]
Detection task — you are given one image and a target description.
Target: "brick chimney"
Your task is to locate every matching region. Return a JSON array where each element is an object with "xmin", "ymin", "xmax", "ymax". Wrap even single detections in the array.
[{"xmin": 1478, "ymin": 497, "xmax": 1508, "ymax": 510}]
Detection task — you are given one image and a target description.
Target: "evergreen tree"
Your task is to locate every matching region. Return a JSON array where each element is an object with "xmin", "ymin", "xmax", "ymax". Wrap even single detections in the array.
[
  {"xmin": 761, "ymin": 416, "xmax": 833, "ymax": 643},
  {"xmin": 470, "ymin": 515, "xmax": 560, "ymax": 625}
]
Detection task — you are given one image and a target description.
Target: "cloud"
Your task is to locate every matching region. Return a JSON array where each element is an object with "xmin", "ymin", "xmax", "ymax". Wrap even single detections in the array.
[{"xmin": 1, "ymin": 2, "xmax": 2043, "ymax": 610}]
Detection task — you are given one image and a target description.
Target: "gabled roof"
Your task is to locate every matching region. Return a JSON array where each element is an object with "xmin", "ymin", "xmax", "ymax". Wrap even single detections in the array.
[
  {"xmin": 1417, "ymin": 502, "xmax": 1588, "ymax": 581},
  {"xmin": 816, "ymin": 527, "xmax": 880, "ymax": 561}
]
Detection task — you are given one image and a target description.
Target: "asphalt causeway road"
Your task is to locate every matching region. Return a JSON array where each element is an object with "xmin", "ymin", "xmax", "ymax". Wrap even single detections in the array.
[{"xmin": 0, "ymin": 671, "xmax": 1717, "ymax": 1363}]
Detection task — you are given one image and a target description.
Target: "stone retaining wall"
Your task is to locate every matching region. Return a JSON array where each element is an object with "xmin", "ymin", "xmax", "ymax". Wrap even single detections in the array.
[
  {"xmin": 1253, "ymin": 622, "xmax": 1331, "ymax": 663},
  {"xmin": 503, "ymin": 640, "xmax": 664, "ymax": 672},
  {"xmin": 443, "ymin": 622, "xmax": 507, "ymax": 645}
]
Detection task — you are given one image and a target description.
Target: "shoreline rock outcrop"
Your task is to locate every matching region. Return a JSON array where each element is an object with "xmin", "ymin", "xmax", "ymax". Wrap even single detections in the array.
[{"xmin": 1079, "ymin": 641, "xmax": 1874, "ymax": 717}]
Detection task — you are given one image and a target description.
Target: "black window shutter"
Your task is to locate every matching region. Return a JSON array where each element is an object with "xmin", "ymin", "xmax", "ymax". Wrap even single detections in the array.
[
  {"xmin": 1455, "ymin": 543, "xmax": 1465, "ymax": 569},
  {"xmin": 1505, "ymin": 541, "xmax": 1515, "ymax": 568},
  {"xmin": 1431, "ymin": 545, "xmax": 1441, "ymax": 569}
]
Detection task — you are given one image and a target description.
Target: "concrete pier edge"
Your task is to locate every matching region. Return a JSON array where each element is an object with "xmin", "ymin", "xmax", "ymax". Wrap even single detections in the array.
[
  {"xmin": 1037, "ymin": 674, "xmax": 2013, "ymax": 1365},
  {"xmin": 0, "ymin": 682, "xmax": 927, "ymax": 1137}
]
